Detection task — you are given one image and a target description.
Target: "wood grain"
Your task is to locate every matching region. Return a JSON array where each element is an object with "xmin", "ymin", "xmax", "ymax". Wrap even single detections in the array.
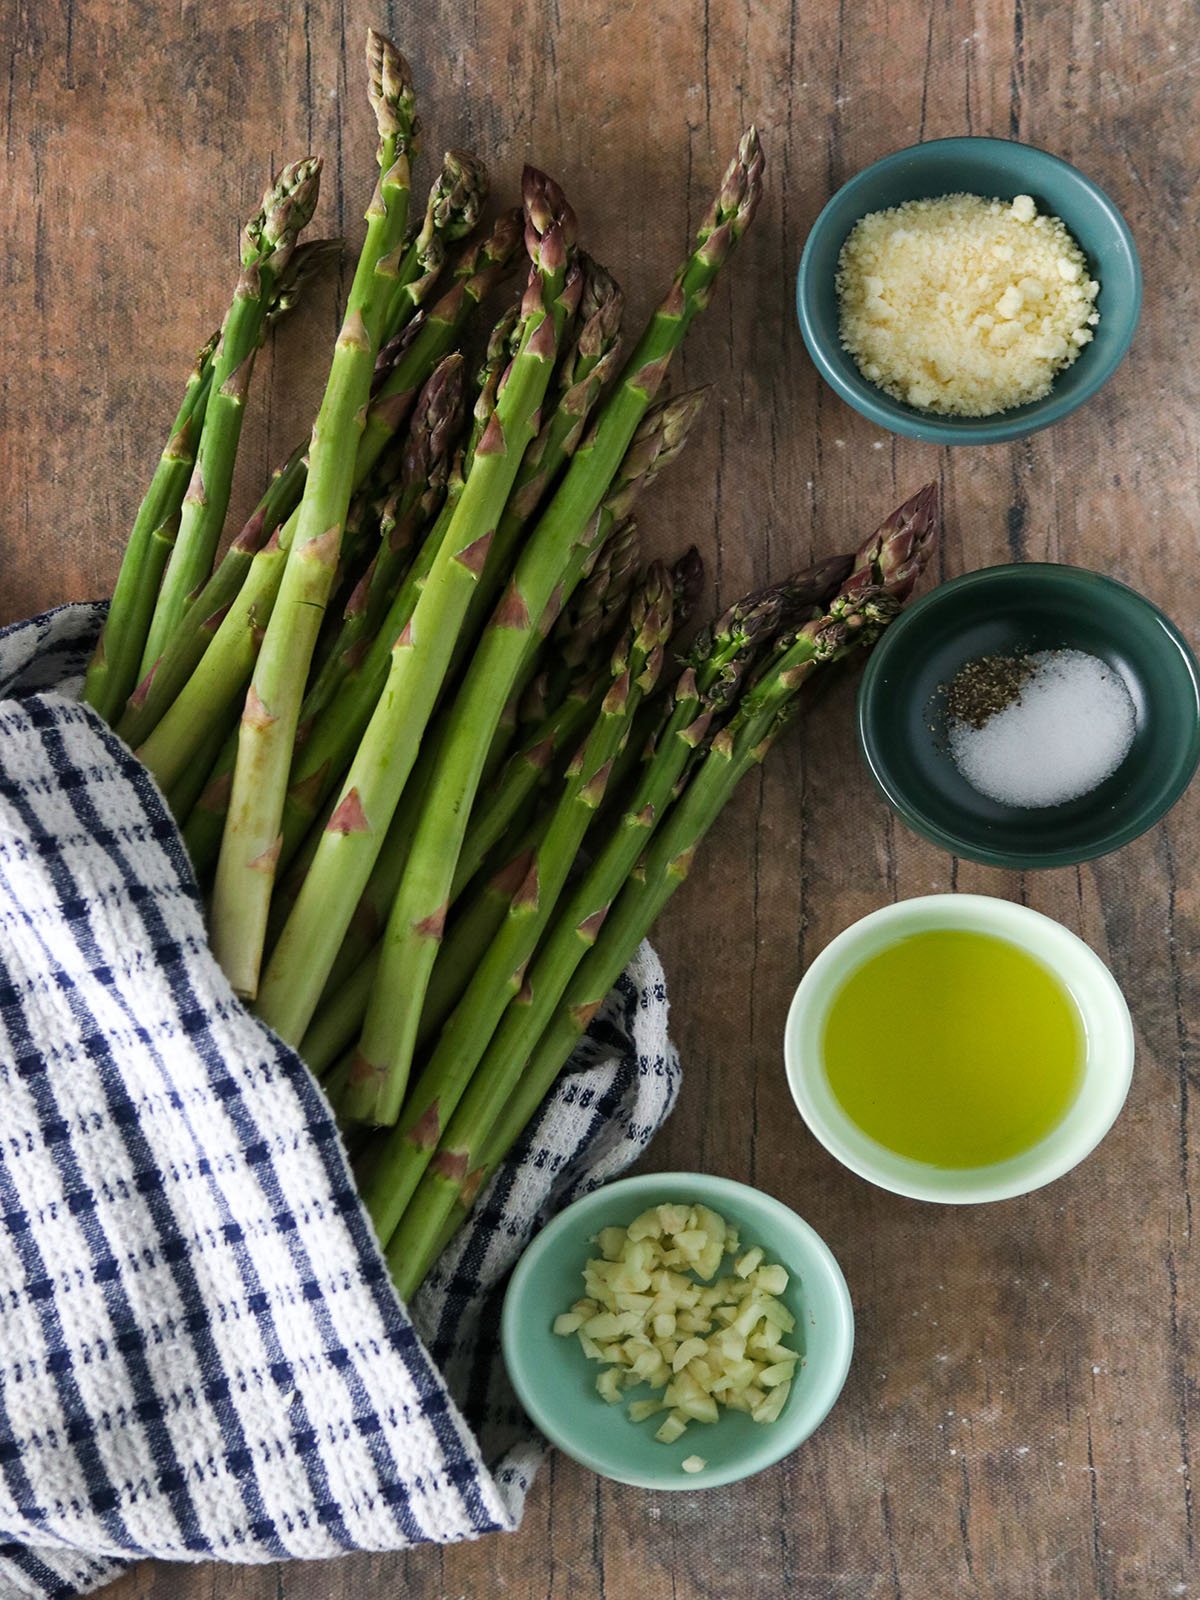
[{"xmin": 2, "ymin": 0, "xmax": 1197, "ymax": 1595}]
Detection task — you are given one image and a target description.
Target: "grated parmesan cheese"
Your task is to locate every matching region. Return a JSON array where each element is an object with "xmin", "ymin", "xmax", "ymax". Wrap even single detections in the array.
[{"xmin": 836, "ymin": 192, "xmax": 1100, "ymax": 416}]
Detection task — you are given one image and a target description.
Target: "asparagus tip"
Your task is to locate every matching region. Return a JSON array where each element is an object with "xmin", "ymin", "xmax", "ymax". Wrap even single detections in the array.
[
  {"xmin": 671, "ymin": 546, "xmax": 706, "ymax": 622},
  {"xmin": 577, "ymin": 253, "xmax": 625, "ymax": 338},
  {"xmin": 420, "ymin": 149, "xmax": 490, "ymax": 248},
  {"xmin": 852, "ymin": 480, "xmax": 940, "ymax": 603},
  {"xmin": 522, "ymin": 165, "xmax": 579, "ymax": 266},
  {"xmin": 243, "ymin": 156, "xmax": 324, "ymax": 270},
  {"xmin": 366, "ymin": 28, "xmax": 418, "ymax": 147}
]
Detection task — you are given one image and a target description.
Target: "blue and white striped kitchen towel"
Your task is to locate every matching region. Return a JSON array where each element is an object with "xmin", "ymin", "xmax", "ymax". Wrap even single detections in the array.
[{"xmin": 0, "ymin": 605, "xmax": 681, "ymax": 1600}]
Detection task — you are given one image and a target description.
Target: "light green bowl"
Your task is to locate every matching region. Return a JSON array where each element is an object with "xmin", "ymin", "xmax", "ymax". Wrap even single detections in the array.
[
  {"xmin": 500, "ymin": 1172, "xmax": 854, "ymax": 1490},
  {"xmin": 784, "ymin": 895, "xmax": 1134, "ymax": 1203}
]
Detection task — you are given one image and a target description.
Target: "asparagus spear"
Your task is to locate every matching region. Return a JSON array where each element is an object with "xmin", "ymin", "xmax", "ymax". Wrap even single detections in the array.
[
  {"xmin": 164, "ymin": 714, "xmax": 233, "ymax": 826},
  {"xmin": 356, "ymin": 563, "xmax": 677, "ymax": 1240},
  {"xmin": 297, "ymin": 352, "xmax": 466, "ymax": 731},
  {"xmin": 300, "ymin": 786, "xmax": 545, "ymax": 1077},
  {"xmin": 122, "ymin": 212, "xmax": 512, "ymax": 761},
  {"xmin": 131, "ymin": 230, "xmax": 518, "ymax": 798},
  {"xmin": 181, "ymin": 291, "xmax": 512, "ymax": 878},
  {"xmin": 384, "ymin": 486, "xmax": 939, "ymax": 1290},
  {"xmin": 327, "ymin": 560, "xmax": 806, "ymax": 1142},
  {"xmin": 308, "ymin": 477, "xmax": 397, "ymax": 672},
  {"xmin": 342, "ymin": 121, "xmax": 763, "ymax": 1127},
  {"xmin": 483, "ymin": 511, "xmax": 642, "ymax": 785},
  {"xmin": 312, "ymin": 560, "xmax": 833, "ymax": 1125},
  {"xmin": 317, "ymin": 435, "xmax": 652, "ymax": 1115},
  {"xmin": 210, "ymin": 32, "xmax": 420, "ymax": 998},
  {"xmin": 447, "ymin": 256, "xmax": 625, "ymax": 678},
  {"xmin": 383, "ymin": 149, "xmax": 489, "ymax": 333},
  {"xmin": 300, "ymin": 518, "xmax": 664, "ymax": 1077},
  {"xmin": 423, "ymin": 128, "xmax": 761, "ymax": 828},
  {"xmin": 328, "ymin": 526, "xmax": 693, "ymax": 1090},
  {"xmin": 274, "ymin": 299, "xmax": 518, "ymax": 866},
  {"xmin": 453, "ymin": 663, "xmax": 607, "ymax": 900},
  {"xmin": 416, "ymin": 809, "xmax": 550, "ymax": 1045},
  {"xmin": 254, "ymin": 170, "xmax": 582, "ymax": 1040},
  {"xmin": 116, "ymin": 441, "xmax": 310, "ymax": 747},
  {"xmin": 362, "ymin": 210, "xmax": 523, "ymax": 465},
  {"xmin": 81, "ymin": 332, "xmax": 219, "ymax": 723},
  {"xmin": 263, "ymin": 235, "xmax": 345, "ymax": 325},
  {"xmin": 316, "ymin": 701, "xmax": 585, "ymax": 1078},
  {"xmin": 299, "ymin": 952, "xmax": 380, "ymax": 1076},
  {"xmin": 297, "ymin": 661, "xmax": 587, "ymax": 1073},
  {"xmin": 86, "ymin": 233, "xmax": 341, "ymax": 731},
  {"xmin": 140, "ymin": 157, "xmax": 323, "ymax": 679},
  {"xmin": 348, "ymin": 385, "xmax": 709, "ymax": 1126},
  {"xmin": 458, "ymin": 518, "xmax": 642, "ymax": 886}
]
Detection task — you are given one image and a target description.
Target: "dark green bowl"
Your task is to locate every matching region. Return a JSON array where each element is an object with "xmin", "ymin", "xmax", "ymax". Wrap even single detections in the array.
[
  {"xmin": 857, "ymin": 565, "xmax": 1200, "ymax": 868},
  {"xmin": 796, "ymin": 137, "xmax": 1142, "ymax": 444}
]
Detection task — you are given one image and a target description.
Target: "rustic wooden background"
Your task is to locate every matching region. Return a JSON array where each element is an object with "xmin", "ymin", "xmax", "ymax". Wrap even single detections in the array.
[{"xmin": 3, "ymin": 0, "xmax": 1196, "ymax": 1595}]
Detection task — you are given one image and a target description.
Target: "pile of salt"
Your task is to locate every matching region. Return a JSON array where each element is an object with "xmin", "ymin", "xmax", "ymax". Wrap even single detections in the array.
[{"xmin": 948, "ymin": 649, "xmax": 1136, "ymax": 809}]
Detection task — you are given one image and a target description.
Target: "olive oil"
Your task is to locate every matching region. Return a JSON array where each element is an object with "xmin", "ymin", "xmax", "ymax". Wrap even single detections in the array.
[{"xmin": 822, "ymin": 929, "xmax": 1084, "ymax": 1168}]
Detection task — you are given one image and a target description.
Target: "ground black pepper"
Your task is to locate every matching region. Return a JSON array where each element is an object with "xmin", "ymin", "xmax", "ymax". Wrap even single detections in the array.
[{"xmin": 944, "ymin": 653, "xmax": 1035, "ymax": 729}]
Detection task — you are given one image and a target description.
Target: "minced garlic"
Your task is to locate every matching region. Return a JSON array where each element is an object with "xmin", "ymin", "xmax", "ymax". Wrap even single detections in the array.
[
  {"xmin": 554, "ymin": 1203, "xmax": 801, "ymax": 1444},
  {"xmin": 836, "ymin": 192, "xmax": 1100, "ymax": 416}
]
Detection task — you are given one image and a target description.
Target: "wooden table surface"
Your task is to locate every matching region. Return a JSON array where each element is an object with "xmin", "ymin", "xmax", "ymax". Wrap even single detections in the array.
[{"xmin": 3, "ymin": 0, "xmax": 1197, "ymax": 1595}]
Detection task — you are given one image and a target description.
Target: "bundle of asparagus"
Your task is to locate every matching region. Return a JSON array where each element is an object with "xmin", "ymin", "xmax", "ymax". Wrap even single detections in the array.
[{"xmin": 84, "ymin": 28, "xmax": 939, "ymax": 1303}]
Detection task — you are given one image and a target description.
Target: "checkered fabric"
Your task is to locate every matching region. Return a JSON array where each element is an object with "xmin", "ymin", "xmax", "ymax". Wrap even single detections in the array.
[{"xmin": 0, "ymin": 605, "xmax": 681, "ymax": 1600}]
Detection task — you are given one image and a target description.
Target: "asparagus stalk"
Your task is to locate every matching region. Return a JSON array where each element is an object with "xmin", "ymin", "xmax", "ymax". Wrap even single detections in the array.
[
  {"xmin": 113, "ymin": 203, "xmax": 479, "ymax": 752},
  {"xmin": 342, "ymin": 532, "xmax": 692, "ymax": 1081},
  {"xmin": 442, "ymin": 126, "xmax": 761, "ymax": 806},
  {"xmin": 299, "ymin": 796, "xmax": 543, "ymax": 1079},
  {"xmin": 463, "ymin": 301, "xmax": 524, "ymax": 469},
  {"xmin": 452, "ymin": 663, "xmax": 607, "ymax": 900},
  {"xmin": 164, "ymin": 714, "xmax": 233, "ymax": 826},
  {"xmin": 355, "ymin": 555, "xmax": 756, "ymax": 1078},
  {"xmin": 362, "ymin": 210, "xmax": 523, "ymax": 466},
  {"xmin": 447, "ymin": 257, "xmax": 625, "ymax": 677},
  {"xmin": 483, "ymin": 509, "xmax": 642, "ymax": 785},
  {"xmin": 263, "ymin": 235, "xmax": 345, "ymax": 325},
  {"xmin": 323, "ymin": 450, "xmax": 645, "ymax": 1111},
  {"xmin": 131, "ymin": 234, "xmax": 516, "ymax": 800},
  {"xmin": 141, "ymin": 157, "xmax": 323, "ymax": 678},
  {"xmin": 460, "ymin": 513, "xmax": 647, "ymax": 885},
  {"xmin": 356, "ymin": 564, "xmax": 677, "ymax": 1239},
  {"xmin": 185, "ymin": 432, "xmax": 469, "ymax": 883},
  {"xmin": 299, "ymin": 522, "xmax": 660, "ymax": 1076},
  {"xmin": 253, "ymin": 172, "xmax": 580, "ymax": 1040},
  {"xmin": 87, "ymin": 230, "xmax": 338, "ymax": 733},
  {"xmin": 210, "ymin": 32, "xmax": 419, "ymax": 998},
  {"xmin": 312, "ymin": 559, "xmax": 833, "ymax": 1142},
  {"xmin": 180, "ymin": 723, "xmax": 239, "ymax": 868},
  {"xmin": 348, "ymin": 385, "xmax": 709, "ymax": 1126},
  {"xmin": 82, "ymin": 333, "xmax": 219, "ymax": 723},
  {"xmin": 309, "ymin": 478, "xmax": 396, "ymax": 672},
  {"xmin": 383, "ymin": 149, "xmax": 489, "ymax": 333},
  {"xmin": 124, "ymin": 213, "xmax": 512, "ymax": 765},
  {"xmin": 417, "ymin": 809, "xmax": 550, "ymax": 1045},
  {"xmin": 274, "ymin": 298, "xmax": 519, "ymax": 867},
  {"xmin": 297, "ymin": 352, "xmax": 466, "ymax": 731},
  {"xmin": 117, "ymin": 441, "xmax": 310, "ymax": 747},
  {"xmin": 384, "ymin": 486, "xmax": 939, "ymax": 1289},
  {"xmin": 300, "ymin": 952, "xmax": 380, "ymax": 1076},
  {"xmin": 298, "ymin": 657, "xmax": 576, "ymax": 1074}
]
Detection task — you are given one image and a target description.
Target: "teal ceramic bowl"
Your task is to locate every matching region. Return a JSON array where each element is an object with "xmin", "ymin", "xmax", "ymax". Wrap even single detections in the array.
[
  {"xmin": 857, "ymin": 564, "xmax": 1200, "ymax": 868},
  {"xmin": 501, "ymin": 1172, "xmax": 854, "ymax": 1489},
  {"xmin": 796, "ymin": 137, "xmax": 1142, "ymax": 444}
]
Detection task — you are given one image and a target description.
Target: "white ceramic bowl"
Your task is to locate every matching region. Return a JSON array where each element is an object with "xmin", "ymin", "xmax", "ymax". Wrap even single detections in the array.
[{"xmin": 784, "ymin": 895, "xmax": 1134, "ymax": 1203}]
